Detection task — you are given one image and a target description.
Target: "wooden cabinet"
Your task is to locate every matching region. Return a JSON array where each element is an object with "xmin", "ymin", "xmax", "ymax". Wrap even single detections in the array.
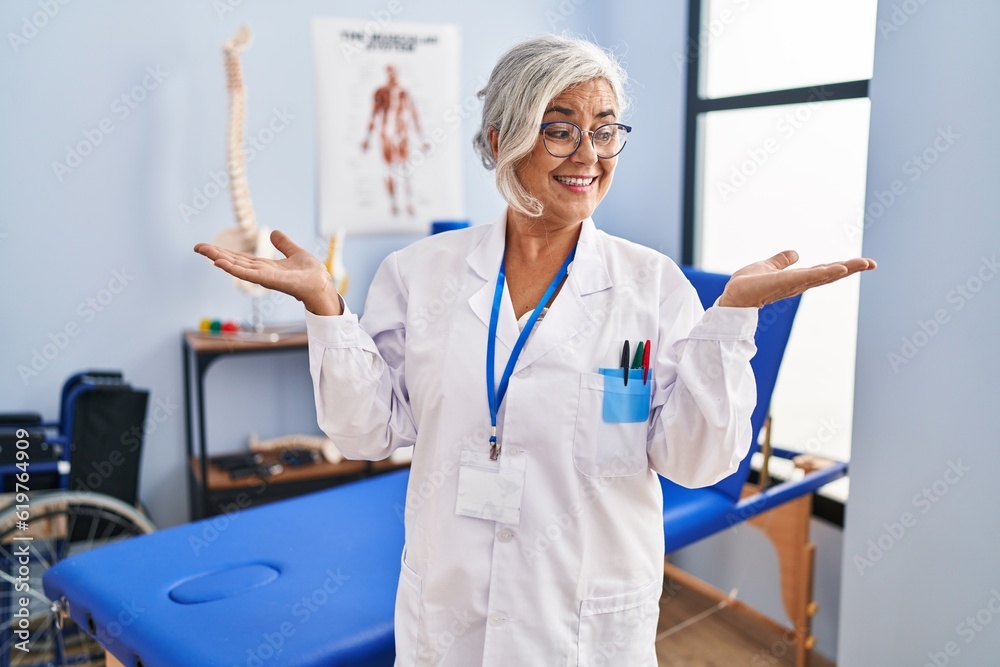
[{"xmin": 182, "ymin": 328, "xmax": 406, "ymax": 519}]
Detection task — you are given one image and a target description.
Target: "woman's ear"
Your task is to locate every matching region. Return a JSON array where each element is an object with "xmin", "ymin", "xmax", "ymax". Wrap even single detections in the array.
[{"xmin": 488, "ymin": 127, "xmax": 499, "ymax": 161}]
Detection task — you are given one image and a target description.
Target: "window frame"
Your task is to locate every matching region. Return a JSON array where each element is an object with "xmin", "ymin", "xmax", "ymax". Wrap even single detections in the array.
[
  {"xmin": 680, "ymin": 0, "xmax": 871, "ymax": 265},
  {"xmin": 678, "ymin": 0, "xmax": 874, "ymax": 520}
]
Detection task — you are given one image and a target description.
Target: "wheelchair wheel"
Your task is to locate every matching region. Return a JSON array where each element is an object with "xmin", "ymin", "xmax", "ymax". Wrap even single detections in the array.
[{"xmin": 0, "ymin": 492, "xmax": 155, "ymax": 667}]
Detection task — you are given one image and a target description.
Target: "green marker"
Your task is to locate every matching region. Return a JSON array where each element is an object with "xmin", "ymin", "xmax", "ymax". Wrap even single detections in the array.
[{"xmin": 631, "ymin": 340, "xmax": 644, "ymax": 369}]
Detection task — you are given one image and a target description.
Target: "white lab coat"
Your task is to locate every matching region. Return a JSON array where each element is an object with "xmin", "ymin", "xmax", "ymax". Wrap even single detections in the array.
[{"xmin": 306, "ymin": 212, "xmax": 758, "ymax": 667}]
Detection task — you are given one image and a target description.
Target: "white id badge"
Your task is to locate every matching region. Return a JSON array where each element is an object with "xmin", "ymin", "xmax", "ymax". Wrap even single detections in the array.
[{"xmin": 455, "ymin": 449, "xmax": 526, "ymax": 525}]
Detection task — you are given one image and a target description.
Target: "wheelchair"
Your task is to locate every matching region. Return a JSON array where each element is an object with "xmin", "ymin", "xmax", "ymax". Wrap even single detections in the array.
[{"xmin": 0, "ymin": 371, "xmax": 155, "ymax": 667}]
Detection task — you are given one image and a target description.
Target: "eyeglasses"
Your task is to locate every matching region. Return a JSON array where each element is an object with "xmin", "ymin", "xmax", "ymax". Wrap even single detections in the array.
[{"xmin": 539, "ymin": 121, "xmax": 632, "ymax": 159}]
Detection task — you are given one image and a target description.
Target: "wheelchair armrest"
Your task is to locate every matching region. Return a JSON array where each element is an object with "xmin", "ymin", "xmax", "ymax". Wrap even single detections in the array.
[{"xmin": 0, "ymin": 412, "xmax": 43, "ymax": 426}]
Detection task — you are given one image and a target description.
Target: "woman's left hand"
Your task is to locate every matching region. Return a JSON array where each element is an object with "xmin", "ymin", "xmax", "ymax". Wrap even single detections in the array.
[{"xmin": 717, "ymin": 250, "xmax": 877, "ymax": 309}]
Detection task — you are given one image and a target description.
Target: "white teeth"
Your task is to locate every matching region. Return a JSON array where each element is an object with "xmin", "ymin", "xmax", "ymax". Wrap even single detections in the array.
[{"xmin": 555, "ymin": 176, "xmax": 595, "ymax": 186}]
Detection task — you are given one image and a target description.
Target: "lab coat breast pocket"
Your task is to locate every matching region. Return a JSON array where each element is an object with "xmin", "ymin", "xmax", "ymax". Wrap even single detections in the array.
[
  {"xmin": 573, "ymin": 370, "xmax": 651, "ymax": 478},
  {"xmin": 394, "ymin": 549, "xmax": 422, "ymax": 666},
  {"xmin": 577, "ymin": 580, "xmax": 661, "ymax": 667}
]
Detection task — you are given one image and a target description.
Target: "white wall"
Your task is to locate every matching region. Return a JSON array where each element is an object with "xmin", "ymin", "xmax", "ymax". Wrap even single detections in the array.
[
  {"xmin": 0, "ymin": 0, "xmax": 597, "ymax": 528},
  {"xmin": 838, "ymin": 0, "xmax": 1000, "ymax": 664}
]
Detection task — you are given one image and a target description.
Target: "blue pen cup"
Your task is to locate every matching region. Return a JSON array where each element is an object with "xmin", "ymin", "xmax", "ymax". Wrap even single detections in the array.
[
  {"xmin": 598, "ymin": 368, "xmax": 651, "ymax": 423},
  {"xmin": 431, "ymin": 220, "xmax": 470, "ymax": 235}
]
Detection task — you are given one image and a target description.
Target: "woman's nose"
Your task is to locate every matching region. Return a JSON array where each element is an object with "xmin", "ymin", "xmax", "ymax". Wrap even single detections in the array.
[{"xmin": 572, "ymin": 133, "xmax": 599, "ymax": 164}]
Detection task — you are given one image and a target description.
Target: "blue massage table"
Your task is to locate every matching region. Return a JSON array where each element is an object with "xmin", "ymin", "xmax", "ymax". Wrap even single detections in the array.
[
  {"xmin": 39, "ymin": 268, "xmax": 845, "ymax": 667},
  {"xmin": 42, "ymin": 470, "xmax": 408, "ymax": 667}
]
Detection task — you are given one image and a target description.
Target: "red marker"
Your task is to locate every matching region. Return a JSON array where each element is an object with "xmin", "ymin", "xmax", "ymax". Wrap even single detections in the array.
[{"xmin": 641, "ymin": 339, "xmax": 651, "ymax": 384}]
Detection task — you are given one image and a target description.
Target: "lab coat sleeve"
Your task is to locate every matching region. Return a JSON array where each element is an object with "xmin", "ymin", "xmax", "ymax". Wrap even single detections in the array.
[
  {"xmin": 306, "ymin": 252, "xmax": 416, "ymax": 460},
  {"xmin": 646, "ymin": 283, "xmax": 759, "ymax": 488}
]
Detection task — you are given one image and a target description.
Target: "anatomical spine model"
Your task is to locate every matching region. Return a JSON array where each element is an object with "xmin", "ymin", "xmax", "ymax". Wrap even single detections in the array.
[{"xmin": 214, "ymin": 26, "xmax": 276, "ymax": 297}]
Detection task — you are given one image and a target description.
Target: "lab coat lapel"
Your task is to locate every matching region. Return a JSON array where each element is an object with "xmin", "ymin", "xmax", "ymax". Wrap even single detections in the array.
[
  {"xmin": 466, "ymin": 214, "xmax": 520, "ymax": 352},
  {"xmin": 516, "ymin": 217, "xmax": 613, "ymax": 370}
]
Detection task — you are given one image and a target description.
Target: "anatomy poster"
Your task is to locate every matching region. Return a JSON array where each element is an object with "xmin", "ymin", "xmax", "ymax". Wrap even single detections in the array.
[{"xmin": 312, "ymin": 18, "xmax": 463, "ymax": 235}]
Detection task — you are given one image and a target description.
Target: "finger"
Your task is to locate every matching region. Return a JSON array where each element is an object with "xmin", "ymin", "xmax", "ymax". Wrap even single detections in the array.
[
  {"xmin": 767, "ymin": 264, "xmax": 849, "ymax": 299},
  {"xmin": 195, "ymin": 244, "xmax": 244, "ymax": 264},
  {"xmin": 270, "ymin": 230, "xmax": 305, "ymax": 259},
  {"xmin": 195, "ymin": 243, "xmax": 259, "ymax": 265},
  {"xmin": 194, "ymin": 242, "xmax": 227, "ymax": 260},
  {"xmin": 213, "ymin": 258, "xmax": 268, "ymax": 286},
  {"xmin": 804, "ymin": 258, "xmax": 876, "ymax": 283},
  {"xmin": 802, "ymin": 264, "xmax": 850, "ymax": 288},
  {"xmin": 222, "ymin": 257, "xmax": 263, "ymax": 275},
  {"xmin": 765, "ymin": 250, "xmax": 799, "ymax": 271},
  {"xmin": 838, "ymin": 257, "xmax": 876, "ymax": 273}
]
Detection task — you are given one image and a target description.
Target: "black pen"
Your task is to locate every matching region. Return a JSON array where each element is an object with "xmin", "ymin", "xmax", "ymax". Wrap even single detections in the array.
[{"xmin": 620, "ymin": 340, "xmax": 630, "ymax": 386}]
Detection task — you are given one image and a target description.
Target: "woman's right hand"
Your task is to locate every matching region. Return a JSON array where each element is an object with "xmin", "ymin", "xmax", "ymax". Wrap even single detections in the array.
[{"xmin": 194, "ymin": 230, "xmax": 343, "ymax": 316}]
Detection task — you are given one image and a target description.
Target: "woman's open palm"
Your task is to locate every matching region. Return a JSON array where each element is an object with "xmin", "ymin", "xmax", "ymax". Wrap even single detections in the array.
[
  {"xmin": 719, "ymin": 250, "xmax": 877, "ymax": 308},
  {"xmin": 194, "ymin": 230, "xmax": 342, "ymax": 315}
]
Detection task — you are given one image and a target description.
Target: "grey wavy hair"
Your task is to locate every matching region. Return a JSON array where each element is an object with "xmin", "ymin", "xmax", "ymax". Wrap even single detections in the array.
[{"xmin": 473, "ymin": 34, "xmax": 630, "ymax": 218}]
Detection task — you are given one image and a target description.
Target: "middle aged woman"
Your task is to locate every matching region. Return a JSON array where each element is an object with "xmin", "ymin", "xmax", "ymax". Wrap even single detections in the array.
[{"xmin": 195, "ymin": 34, "xmax": 875, "ymax": 667}]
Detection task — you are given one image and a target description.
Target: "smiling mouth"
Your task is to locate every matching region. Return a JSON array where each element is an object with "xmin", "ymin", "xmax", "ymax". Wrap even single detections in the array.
[{"xmin": 554, "ymin": 175, "xmax": 597, "ymax": 186}]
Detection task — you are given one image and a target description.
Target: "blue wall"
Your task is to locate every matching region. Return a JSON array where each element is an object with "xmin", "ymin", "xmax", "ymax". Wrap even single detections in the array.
[
  {"xmin": 0, "ymin": 1, "xmax": 685, "ymax": 528},
  {"xmin": 586, "ymin": 0, "xmax": 688, "ymax": 259},
  {"xmin": 839, "ymin": 0, "xmax": 1000, "ymax": 663}
]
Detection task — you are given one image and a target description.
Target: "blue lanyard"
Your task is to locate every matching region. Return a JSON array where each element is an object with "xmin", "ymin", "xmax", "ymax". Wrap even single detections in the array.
[{"xmin": 486, "ymin": 246, "xmax": 577, "ymax": 460}]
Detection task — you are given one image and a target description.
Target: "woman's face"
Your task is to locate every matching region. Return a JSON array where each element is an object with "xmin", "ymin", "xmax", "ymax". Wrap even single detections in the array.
[{"xmin": 513, "ymin": 78, "xmax": 620, "ymax": 228}]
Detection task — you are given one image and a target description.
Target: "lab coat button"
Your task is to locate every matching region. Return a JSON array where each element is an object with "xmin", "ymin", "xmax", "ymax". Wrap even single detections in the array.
[
  {"xmin": 517, "ymin": 367, "xmax": 532, "ymax": 378},
  {"xmin": 497, "ymin": 528, "xmax": 515, "ymax": 542},
  {"xmin": 488, "ymin": 613, "xmax": 506, "ymax": 626}
]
